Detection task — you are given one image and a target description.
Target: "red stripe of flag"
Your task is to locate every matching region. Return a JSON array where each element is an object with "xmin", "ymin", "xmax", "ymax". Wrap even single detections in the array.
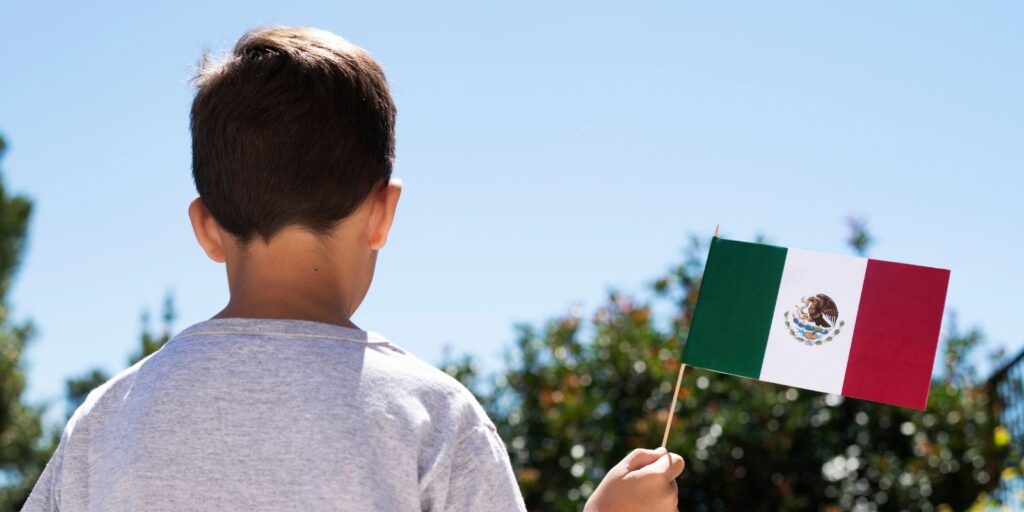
[{"xmin": 841, "ymin": 260, "xmax": 950, "ymax": 410}]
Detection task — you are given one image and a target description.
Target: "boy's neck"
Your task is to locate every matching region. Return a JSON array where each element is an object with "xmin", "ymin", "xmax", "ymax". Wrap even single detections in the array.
[
  {"xmin": 214, "ymin": 292, "xmax": 360, "ymax": 331},
  {"xmin": 213, "ymin": 228, "xmax": 363, "ymax": 331}
]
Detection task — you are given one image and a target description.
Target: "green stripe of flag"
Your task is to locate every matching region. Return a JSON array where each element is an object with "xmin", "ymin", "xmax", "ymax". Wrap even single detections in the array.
[{"xmin": 683, "ymin": 238, "xmax": 788, "ymax": 378}]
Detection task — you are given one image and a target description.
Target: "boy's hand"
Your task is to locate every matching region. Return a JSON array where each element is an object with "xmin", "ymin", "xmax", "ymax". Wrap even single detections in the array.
[{"xmin": 583, "ymin": 447, "xmax": 685, "ymax": 512}]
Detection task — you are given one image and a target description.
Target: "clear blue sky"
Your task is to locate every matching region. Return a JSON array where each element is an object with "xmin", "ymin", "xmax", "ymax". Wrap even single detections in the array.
[{"xmin": 1, "ymin": 2, "xmax": 1021, "ymax": 423}]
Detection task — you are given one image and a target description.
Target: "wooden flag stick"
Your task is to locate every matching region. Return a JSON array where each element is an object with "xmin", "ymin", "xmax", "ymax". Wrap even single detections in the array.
[
  {"xmin": 661, "ymin": 363, "xmax": 688, "ymax": 448},
  {"xmin": 660, "ymin": 224, "xmax": 719, "ymax": 449}
]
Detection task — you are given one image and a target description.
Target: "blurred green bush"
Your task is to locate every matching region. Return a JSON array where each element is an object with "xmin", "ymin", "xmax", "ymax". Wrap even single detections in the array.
[{"xmin": 444, "ymin": 231, "xmax": 1017, "ymax": 511}]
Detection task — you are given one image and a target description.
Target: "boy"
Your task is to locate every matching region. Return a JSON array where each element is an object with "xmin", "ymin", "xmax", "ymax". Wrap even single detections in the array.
[{"xmin": 24, "ymin": 26, "xmax": 683, "ymax": 511}]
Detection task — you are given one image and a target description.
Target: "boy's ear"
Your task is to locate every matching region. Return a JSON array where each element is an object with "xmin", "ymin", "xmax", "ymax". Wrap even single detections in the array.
[
  {"xmin": 188, "ymin": 197, "xmax": 228, "ymax": 263},
  {"xmin": 367, "ymin": 178, "xmax": 403, "ymax": 250}
]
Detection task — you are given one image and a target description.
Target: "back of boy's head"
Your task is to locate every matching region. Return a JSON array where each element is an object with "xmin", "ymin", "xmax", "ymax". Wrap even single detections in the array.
[{"xmin": 190, "ymin": 26, "xmax": 396, "ymax": 245}]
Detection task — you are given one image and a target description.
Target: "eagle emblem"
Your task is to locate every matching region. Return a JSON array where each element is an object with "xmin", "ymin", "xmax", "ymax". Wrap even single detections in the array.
[{"xmin": 783, "ymin": 293, "xmax": 845, "ymax": 346}]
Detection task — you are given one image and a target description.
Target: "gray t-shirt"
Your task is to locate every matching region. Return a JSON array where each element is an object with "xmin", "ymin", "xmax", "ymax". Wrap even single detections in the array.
[{"xmin": 23, "ymin": 318, "xmax": 527, "ymax": 512}]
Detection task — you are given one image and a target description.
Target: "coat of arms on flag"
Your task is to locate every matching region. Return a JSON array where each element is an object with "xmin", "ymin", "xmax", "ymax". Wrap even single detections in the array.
[
  {"xmin": 784, "ymin": 294, "xmax": 845, "ymax": 345},
  {"xmin": 682, "ymin": 236, "xmax": 950, "ymax": 410}
]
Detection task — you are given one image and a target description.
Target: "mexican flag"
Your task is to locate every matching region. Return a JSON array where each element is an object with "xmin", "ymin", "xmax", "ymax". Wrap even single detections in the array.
[{"xmin": 683, "ymin": 237, "xmax": 950, "ymax": 410}]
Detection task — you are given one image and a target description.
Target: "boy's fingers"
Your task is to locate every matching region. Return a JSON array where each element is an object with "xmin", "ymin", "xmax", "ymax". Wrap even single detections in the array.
[
  {"xmin": 632, "ymin": 451, "xmax": 686, "ymax": 480},
  {"xmin": 665, "ymin": 452, "xmax": 685, "ymax": 479},
  {"xmin": 624, "ymin": 447, "xmax": 668, "ymax": 471}
]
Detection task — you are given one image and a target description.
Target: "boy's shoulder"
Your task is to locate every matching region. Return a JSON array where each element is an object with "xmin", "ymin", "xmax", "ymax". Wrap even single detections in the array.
[
  {"xmin": 62, "ymin": 351, "xmax": 158, "ymax": 438},
  {"xmin": 66, "ymin": 319, "xmax": 495, "ymax": 439},
  {"xmin": 361, "ymin": 331, "xmax": 497, "ymax": 431}
]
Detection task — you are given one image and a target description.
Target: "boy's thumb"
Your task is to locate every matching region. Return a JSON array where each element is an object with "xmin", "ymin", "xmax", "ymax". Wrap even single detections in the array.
[{"xmin": 624, "ymin": 447, "xmax": 668, "ymax": 471}]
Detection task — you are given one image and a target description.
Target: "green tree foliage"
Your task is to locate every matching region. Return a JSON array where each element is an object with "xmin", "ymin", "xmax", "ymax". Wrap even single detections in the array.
[
  {"xmin": 845, "ymin": 217, "xmax": 874, "ymax": 257},
  {"xmin": 445, "ymin": 229, "xmax": 1016, "ymax": 511},
  {"xmin": 64, "ymin": 292, "xmax": 176, "ymax": 418},
  {"xmin": 0, "ymin": 134, "xmax": 51, "ymax": 511}
]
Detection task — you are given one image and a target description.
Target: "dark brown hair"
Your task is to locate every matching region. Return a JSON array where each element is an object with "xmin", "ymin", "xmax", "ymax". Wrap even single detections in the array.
[{"xmin": 190, "ymin": 26, "xmax": 396, "ymax": 244}]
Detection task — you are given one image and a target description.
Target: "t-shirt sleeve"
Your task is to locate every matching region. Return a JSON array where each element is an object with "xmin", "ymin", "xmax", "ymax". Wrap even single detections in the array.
[
  {"xmin": 442, "ymin": 425, "xmax": 526, "ymax": 512},
  {"xmin": 22, "ymin": 428, "xmax": 69, "ymax": 512}
]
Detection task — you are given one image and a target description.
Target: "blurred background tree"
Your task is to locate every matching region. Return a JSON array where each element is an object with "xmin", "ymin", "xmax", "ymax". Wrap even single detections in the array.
[
  {"xmin": 0, "ymin": 134, "xmax": 52, "ymax": 510},
  {"xmin": 444, "ymin": 224, "xmax": 1018, "ymax": 511}
]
